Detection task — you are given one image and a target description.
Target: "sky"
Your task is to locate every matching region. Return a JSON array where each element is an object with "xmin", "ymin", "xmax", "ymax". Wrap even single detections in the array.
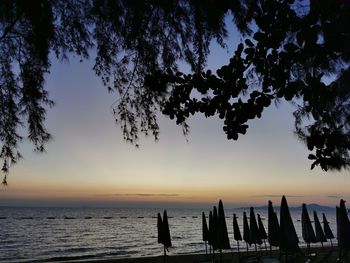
[{"xmin": 0, "ymin": 20, "xmax": 349, "ymax": 208}]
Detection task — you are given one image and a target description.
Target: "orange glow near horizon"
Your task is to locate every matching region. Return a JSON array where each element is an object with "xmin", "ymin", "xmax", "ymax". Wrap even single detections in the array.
[{"xmin": 1, "ymin": 55, "xmax": 350, "ymax": 208}]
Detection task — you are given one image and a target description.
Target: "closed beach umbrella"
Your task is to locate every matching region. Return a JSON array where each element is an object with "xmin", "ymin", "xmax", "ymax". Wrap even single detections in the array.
[
  {"xmin": 249, "ymin": 207, "xmax": 262, "ymax": 252},
  {"xmin": 279, "ymin": 196, "xmax": 299, "ymax": 254},
  {"xmin": 208, "ymin": 211, "xmax": 214, "ymax": 248},
  {"xmin": 322, "ymin": 213, "xmax": 334, "ymax": 246},
  {"xmin": 338, "ymin": 200, "xmax": 350, "ymax": 253},
  {"xmin": 233, "ymin": 213, "xmax": 242, "ymax": 253},
  {"xmin": 336, "ymin": 206, "xmax": 340, "ymax": 244},
  {"xmin": 243, "ymin": 211, "xmax": 251, "ymax": 253},
  {"xmin": 233, "ymin": 213, "xmax": 242, "ymax": 241},
  {"xmin": 212, "ymin": 206, "xmax": 219, "ymax": 251},
  {"xmin": 301, "ymin": 203, "xmax": 317, "ymax": 254},
  {"xmin": 217, "ymin": 200, "xmax": 230, "ymax": 262},
  {"xmin": 217, "ymin": 200, "xmax": 231, "ymax": 250},
  {"xmin": 202, "ymin": 212, "xmax": 209, "ymax": 241},
  {"xmin": 157, "ymin": 213, "xmax": 164, "ymax": 244},
  {"xmin": 268, "ymin": 200, "xmax": 280, "ymax": 249},
  {"xmin": 162, "ymin": 210, "xmax": 172, "ymax": 249},
  {"xmin": 257, "ymin": 214, "xmax": 268, "ymax": 251},
  {"xmin": 202, "ymin": 212, "xmax": 209, "ymax": 254},
  {"xmin": 313, "ymin": 211, "xmax": 326, "ymax": 247}
]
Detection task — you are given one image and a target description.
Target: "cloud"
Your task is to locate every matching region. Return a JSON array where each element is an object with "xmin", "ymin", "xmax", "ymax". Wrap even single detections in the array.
[{"xmin": 95, "ymin": 193, "xmax": 179, "ymax": 197}]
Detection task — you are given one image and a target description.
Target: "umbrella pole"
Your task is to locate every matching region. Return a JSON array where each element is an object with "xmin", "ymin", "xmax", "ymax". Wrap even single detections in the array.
[
  {"xmin": 330, "ymin": 239, "xmax": 333, "ymax": 248},
  {"xmin": 163, "ymin": 245, "xmax": 166, "ymax": 263},
  {"xmin": 263, "ymin": 240, "xmax": 267, "ymax": 252},
  {"xmin": 270, "ymin": 245, "xmax": 272, "ymax": 257},
  {"xmin": 220, "ymin": 248, "xmax": 222, "ymax": 263},
  {"xmin": 237, "ymin": 241, "xmax": 240, "ymax": 258},
  {"xmin": 246, "ymin": 243, "xmax": 249, "ymax": 255},
  {"xmin": 205, "ymin": 241, "xmax": 208, "ymax": 255},
  {"xmin": 209, "ymin": 245, "xmax": 212, "ymax": 261}
]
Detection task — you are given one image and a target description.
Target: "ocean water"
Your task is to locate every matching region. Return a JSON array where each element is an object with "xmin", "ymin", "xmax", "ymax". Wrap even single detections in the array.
[{"xmin": 0, "ymin": 206, "xmax": 337, "ymax": 262}]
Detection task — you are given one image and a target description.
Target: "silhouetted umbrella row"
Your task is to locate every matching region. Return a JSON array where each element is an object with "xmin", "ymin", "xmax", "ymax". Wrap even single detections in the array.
[
  {"xmin": 204, "ymin": 196, "xmax": 336, "ymax": 259},
  {"xmin": 158, "ymin": 196, "xmax": 350, "ymax": 262},
  {"xmin": 202, "ymin": 200, "xmax": 231, "ymax": 262}
]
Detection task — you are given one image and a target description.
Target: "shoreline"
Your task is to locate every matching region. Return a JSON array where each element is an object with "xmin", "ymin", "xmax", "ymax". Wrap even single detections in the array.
[{"xmin": 50, "ymin": 246, "xmax": 343, "ymax": 263}]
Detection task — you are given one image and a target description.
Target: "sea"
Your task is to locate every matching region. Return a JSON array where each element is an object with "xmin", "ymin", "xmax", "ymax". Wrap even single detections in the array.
[{"xmin": 0, "ymin": 206, "xmax": 337, "ymax": 262}]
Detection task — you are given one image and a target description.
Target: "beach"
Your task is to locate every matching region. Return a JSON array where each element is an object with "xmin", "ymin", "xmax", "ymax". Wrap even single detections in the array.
[{"xmin": 53, "ymin": 246, "xmax": 348, "ymax": 263}]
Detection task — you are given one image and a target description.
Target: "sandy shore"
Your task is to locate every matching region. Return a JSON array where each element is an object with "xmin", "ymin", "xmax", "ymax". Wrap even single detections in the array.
[{"xmin": 52, "ymin": 246, "xmax": 350, "ymax": 263}]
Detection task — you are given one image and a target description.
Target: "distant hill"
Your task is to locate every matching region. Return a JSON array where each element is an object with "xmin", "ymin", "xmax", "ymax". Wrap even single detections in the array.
[{"xmin": 237, "ymin": 203, "xmax": 335, "ymax": 211}]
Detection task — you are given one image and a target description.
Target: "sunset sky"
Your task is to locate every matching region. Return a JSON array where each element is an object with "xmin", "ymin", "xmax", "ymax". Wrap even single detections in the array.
[{"xmin": 1, "ymin": 22, "xmax": 349, "ymax": 208}]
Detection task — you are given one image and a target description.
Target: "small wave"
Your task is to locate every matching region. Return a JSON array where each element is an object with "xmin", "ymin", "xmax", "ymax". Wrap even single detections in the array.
[{"xmin": 43, "ymin": 254, "xmax": 97, "ymax": 262}]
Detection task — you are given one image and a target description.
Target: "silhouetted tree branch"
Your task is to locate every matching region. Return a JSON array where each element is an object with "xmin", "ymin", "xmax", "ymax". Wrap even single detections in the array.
[{"xmin": 0, "ymin": 0, "xmax": 350, "ymax": 184}]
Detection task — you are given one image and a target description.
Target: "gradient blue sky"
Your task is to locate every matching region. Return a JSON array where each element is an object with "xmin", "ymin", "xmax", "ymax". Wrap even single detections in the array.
[{"xmin": 0, "ymin": 19, "xmax": 349, "ymax": 208}]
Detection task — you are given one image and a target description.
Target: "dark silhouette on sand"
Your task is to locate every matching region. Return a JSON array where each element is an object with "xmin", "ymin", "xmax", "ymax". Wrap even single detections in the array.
[
  {"xmin": 202, "ymin": 211, "xmax": 209, "ymax": 255},
  {"xmin": 322, "ymin": 213, "xmax": 334, "ymax": 247},
  {"xmin": 233, "ymin": 213, "xmax": 242, "ymax": 255},
  {"xmin": 257, "ymin": 214, "xmax": 268, "ymax": 252},
  {"xmin": 301, "ymin": 203, "xmax": 317, "ymax": 255},
  {"xmin": 157, "ymin": 210, "xmax": 171, "ymax": 261}
]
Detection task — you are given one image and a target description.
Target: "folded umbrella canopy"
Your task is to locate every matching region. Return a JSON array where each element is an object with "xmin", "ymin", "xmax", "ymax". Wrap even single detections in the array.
[
  {"xmin": 322, "ymin": 213, "xmax": 334, "ymax": 246},
  {"xmin": 301, "ymin": 203, "xmax": 317, "ymax": 254},
  {"xmin": 279, "ymin": 196, "xmax": 299, "ymax": 254},
  {"xmin": 243, "ymin": 211, "xmax": 251, "ymax": 254},
  {"xmin": 157, "ymin": 213, "xmax": 164, "ymax": 244},
  {"xmin": 233, "ymin": 213, "xmax": 242, "ymax": 253},
  {"xmin": 338, "ymin": 199, "xmax": 350, "ymax": 259},
  {"xmin": 212, "ymin": 206, "xmax": 219, "ymax": 251},
  {"xmin": 157, "ymin": 210, "xmax": 172, "ymax": 262},
  {"xmin": 314, "ymin": 211, "xmax": 327, "ymax": 247},
  {"xmin": 217, "ymin": 200, "xmax": 230, "ymax": 262},
  {"xmin": 208, "ymin": 211, "xmax": 213, "ymax": 246},
  {"xmin": 217, "ymin": 200, "xmax": 231, "ymax": 250},
  {"xmin": 163, "ymin": 210, "xmax": 172, "ymax": 249},
  {"xmin": 267, "ymin": 200, "xmax": 280, "ymax": 254},
  {"xmin": 249, "ymin": 207, "xmax": 262, "ymax": 252},
  {"xmin": 257, "ymin": 214, "xmax": 268, "ymax": 251},
  {"xmin": 336, "ymin": 206, "xmax": 340, "ymax": 244},
  {"xmin": 208, "ymin": 211, "xmax": 214, "ymax": 257},
  {"xmin": 202, "ymin": 212, "xmax": 209, "ymax": 254}
]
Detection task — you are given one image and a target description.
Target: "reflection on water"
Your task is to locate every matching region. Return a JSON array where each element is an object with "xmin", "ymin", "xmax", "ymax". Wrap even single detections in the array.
[{"xmin": 0, "ymin": 207, "xmax": 337, "ymax": 262}]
